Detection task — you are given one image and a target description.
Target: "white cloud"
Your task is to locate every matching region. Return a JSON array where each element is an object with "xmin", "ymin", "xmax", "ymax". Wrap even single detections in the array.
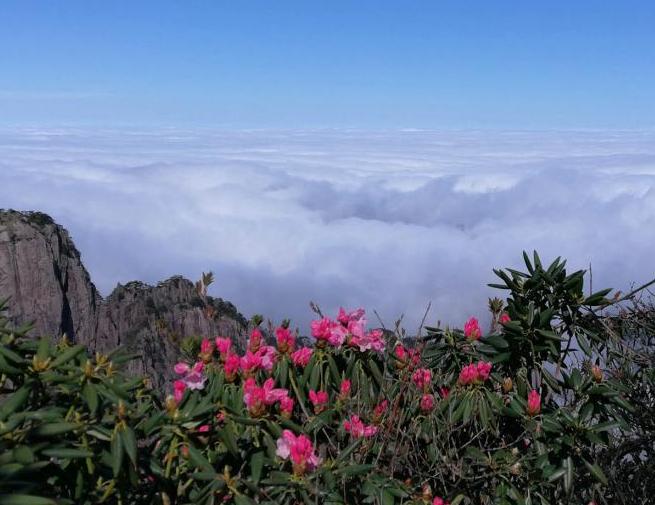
[{"xmin": 1, "ymin": 127, "xmax": 655, "ymax": 331}]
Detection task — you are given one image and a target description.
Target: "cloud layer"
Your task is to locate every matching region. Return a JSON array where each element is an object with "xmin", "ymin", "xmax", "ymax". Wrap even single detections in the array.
[{"xmin": 2, "ymin": 127, "xmax": 655, "ymax": 331}]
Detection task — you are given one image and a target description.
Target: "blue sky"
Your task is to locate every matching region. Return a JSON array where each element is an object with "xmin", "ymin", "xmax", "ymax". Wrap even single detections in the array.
[{"xmin": 1, "ymin": 1, "xmax": 654, "ymax": 128}]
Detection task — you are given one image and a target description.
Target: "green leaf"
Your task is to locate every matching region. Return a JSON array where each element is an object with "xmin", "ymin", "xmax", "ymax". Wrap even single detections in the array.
[
  {"xmin": 0, "ymin": 386, "xmax": 30, "ymax": 421},
  {"xmin": 0, "ymin": 345, "xmax": 25, "ymax": 364},
  {"xmin": 218, "ymin": 424, "xmax": 239, "ymax": 457},
  {"xmin": 187, "ymin": 444, "xmax": 213, "ymax": 472},
  {"xmin": 34, "ymin": 422, "xmax": 78, "ymax": 437},
  {"xmin": 0, "ymin": 495, "xmax": 56, "ymax": 505},
  {"xmin": 111, "ymin": 430, "xmax": 123, "ymax": 477},
  {"xmin": 563, "ymin": 457, "xmax": 574, "ymax": 494},
  {"xmin": 368, "ymin": 359, "xmax": 384, "ymax": 388},
  {"xmin": 36, "ymin": 337, "xmax": 50, "ymax": 361},
  {"xmin": 121, "ymin": 427, "xmax": 137, "ymax": 466},
  {"xmin": 380, "ymin": 489, "xmax": 394, "ymax": 505},
  {"xmin": 583, "ymin": 459, "xmax": 608, "ymax": 485},
  {"xmin": 450, "ymin": 495, "xmax": 467, "ymax": 505},
  {"xmin": 309, "ymin": 360, "xmax": 321, "ymax": 391},
  {"xmin": 336, "ymin": 438, "xmax": 362, "ymax": 462},
  {"xmin": 12, "ymin": 446, "xmax": 34, "ymax": 464},
  {"xmin": 250, "ymin": 450, "xmax": 265, "ymax": 484},
  {"xmin": 41, "ymin": 448, "xmax": 94, "ymax": 459},
  {"xmin": 337, "ymin": 464, "xmax": 374, "ymax": 476},
  {"xmin": 49, "ymin": 344, "xmax": 85, "ymax": 368},
  {"xmin": 484, "ymin": 335, "xmax": 509, "ymax": 349},
  {"xmin": 82, "ymin": 382, "xmax": 99, "ymax": 413},
  {"xmin": 327, "ymin": 355, "xmax": 341, "ymax": 386},
  {"xmin": 234, "ymin": 495, "xmax": 256, "ymax": 505},
  {"xmin": 278, "ymin": 357, "xmax": 289, "ymax": 388}
]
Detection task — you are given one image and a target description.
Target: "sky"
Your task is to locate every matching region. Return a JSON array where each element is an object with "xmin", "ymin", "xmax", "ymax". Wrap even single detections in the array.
[
  {"xmin": 1, "ymin": 3, "xmax": 655, "ymax": 331},
  {"xmin": 1, "ymin": 1, "xmax": 654, "ymax": 128}
]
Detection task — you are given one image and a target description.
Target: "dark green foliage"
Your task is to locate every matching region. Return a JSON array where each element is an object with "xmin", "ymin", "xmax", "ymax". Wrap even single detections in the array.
[{"xmin": 0, "ymin": 252, "xmax": 651, "ymax": 504}]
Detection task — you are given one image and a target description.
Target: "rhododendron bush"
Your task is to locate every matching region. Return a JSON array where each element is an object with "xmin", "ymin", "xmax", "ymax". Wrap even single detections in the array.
[{"xmin": 0, "ymin": 252, "xmax": 646, "ymax": 505}]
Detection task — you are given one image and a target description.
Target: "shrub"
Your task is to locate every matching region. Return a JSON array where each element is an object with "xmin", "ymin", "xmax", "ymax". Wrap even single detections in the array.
[{"xmin": 0, "ymin": 252, "xmax": 640, "ymax": 504}]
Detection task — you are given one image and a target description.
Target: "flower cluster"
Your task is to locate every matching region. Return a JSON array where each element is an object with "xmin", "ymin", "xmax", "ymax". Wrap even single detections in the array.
[
  {"xmin": 458, "ymin": 361, "xmax": 493, "ymax": 385},
  {"xmin": 394, "ymin": 344, "xmax": 421, "ymax": 369},
  {"xmin": 291, "ymin": 347, "xmax": 313, "ymax": 367},
  {"xmin": 276, "ymin": 430, "xmax": 322, "ymax": 475},
  {"xmin": 464, "ymin": 316, "xmax": 482, "ymax": 340},
  {"xmin": 412, "ymin": 368, "xmax": 433, "ymax": 391},
  {"xmin": 311, "ymin": 307, "xmax": 385, "ymax": 352},
  {"xmin": 343, "ymin": 415, "xmax": 378, "ymax": 438},
  {"xmin": 173, "ymin": 361, "xmax": 206, "ymax": 401},
  {"xmin": 243, "ymin": 377, "xmax": 291, "ymax": 417},
  {"xmin": 309, "ymin": 390, "xmax": 329, "ymax": 414}
]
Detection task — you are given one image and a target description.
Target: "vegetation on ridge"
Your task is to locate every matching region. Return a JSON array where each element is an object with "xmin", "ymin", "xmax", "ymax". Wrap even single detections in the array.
[{"xmin": 0, "ymin": 252, "xmax": 653, "ymax": 504}]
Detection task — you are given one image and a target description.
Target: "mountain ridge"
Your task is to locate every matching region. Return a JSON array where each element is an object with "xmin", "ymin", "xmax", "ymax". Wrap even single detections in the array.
[{"xmin": 0, "ymin": 209, "xmax": 248, "ymax": 389}]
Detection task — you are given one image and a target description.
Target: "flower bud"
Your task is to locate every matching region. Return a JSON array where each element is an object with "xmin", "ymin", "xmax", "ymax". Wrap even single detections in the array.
[
  {"xmin": 502, "ymin": 377, "xmax": 513, "ymax": 393},
  {"xmin": 591, "ymin": 365, "xmax": 603, "ymax": 383},
  {"xmin": 421, "ymin": 483, "xmax": 432, "ymax": 501},
  {"xmin": 165, "ymin": 395, "xmax": 178, "ymax": 415}
]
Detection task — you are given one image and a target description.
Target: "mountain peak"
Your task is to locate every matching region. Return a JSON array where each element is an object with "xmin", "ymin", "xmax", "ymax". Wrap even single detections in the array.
[{"xmin": 0, "ymin": 209, "xmax": 247, "ymax": 389}]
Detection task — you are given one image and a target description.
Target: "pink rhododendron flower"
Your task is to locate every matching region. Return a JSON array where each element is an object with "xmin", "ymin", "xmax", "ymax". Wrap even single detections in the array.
[
  {"xmin": 276, "ymin": 430, "xmax": 322, "ymax": 475},
  {"xmin": 174, "ymin": 362, "xmax": 191, "ymax": 375},
  {"xmin": 464, "ymin": 317, "xmax": 482, "ymax": 340},
  {"xmin": 249, "ymin": 327, "xmax": 263, "ymax": 352},
  {"xmin": 215, "ymin": 336, "xmax": 232, "ymax": 356},
  {"xmin": 412, "ymin": 368, "xmax": 433, "ymax": 391},
  {"xmin": 243, "ymin": 377, "xmax": 267, "ymax": 416},
  {"xmin": 215, "ymin": 411, "xmax": 226, "ymax": 423},
  {"xmin": 337, "ymin": 307, "xmax": 366, "ymax": 326},
  {"xmin": 527, "ymin": 389, "xmax": 541, "ymax": 416},
  {"xmin": 499, "ymin": 312, "xmax": 511, "ymax": 324},
  {"xmin": 343, "ymin": 415, "xmax": 378, "ymax": 438},
  {"xmin": 309, "ymin": 390, "xmax": 329, "ymax": 414},
  {"xmin": 409, "ymin": 348, "xmax": 422, "ymax": 368},
  {"xmin": 311, "ymin": 317, "xmax": 332, "ymax": 342},
  {"xmin": 311, "ymin": 317, "xmax": 347, "ymax": 347},
  {"xmin": 262, "ymin": 378, "xmax": 290, "ymax": 404},
  {"xmin": 240, "ymin": 351, "xmax": 262, "ymax": 376},
  {"xmin": 174, "ymin": 361, "xmax": 206, "ymax": 390},
  {"xmin": 439, "ymin": 387, "xmax": 450, "ymax": 399},
  {"xmin": 433, "ymin": 498, "xmax": 450, "ymax": 505},
  {"xmin": 279, "ymin": 395, "xmax": 294, "ymax": 418},
  {"xmin": 243, "ymin": 378, "xmax": 290, "ymax": 416},
  {"xmin": 200, "ymin": 338, "xmax": 214, "ymax": 356},
  {"xmin": 372, "ymin": 399, "xmax": 389, "ymax": 422},
  {"xmin": 339, "ymin": 379, "xmax": 352, "ymax": 399},
  {"xmin": 223, "ymin": 353, "xmax": 240, "ymax": 381},
  {"xmin": 394, "ymin": 345, "xmax": 408, "ymax": 368},
  {"xmin": 173, "ymin": 380, "xmax": 186, "ymax": 403},
  {"xmin": 258, "ymin": 345, "xmax": 277, "ymax": 372},
  {"xmin": 476, "ymin": 361, "xmax": 492, "ymax": 381},
  {"xmin": 351, "ymin": 328, "xmax": 386, "ymax": 353},
  {"xmin": 198, "ymin": 424, "xmax": 210, "ymax": 433},
  {"xmin": 420, "ymin": 394, "xmax": 435, "ymax": 413},
  {"xmin": 458, "ymin": 361, "xmax": 492, "ymax": 385},
  {"xmin": 275, "ymin": 326, "xmax": 296, "ymax": 354},
  {"xmin": 291, "ymin": 347, "xmax": 313, "ymax": 367},
  {"xmin": 458, "ymin": 363, "xmax": 478, "ymax": 385}
]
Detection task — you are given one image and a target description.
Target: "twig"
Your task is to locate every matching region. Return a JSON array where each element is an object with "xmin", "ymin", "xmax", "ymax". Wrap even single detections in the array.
[{"xmin": 416, "ymin": 301, "xmax": 432, "ymax": 339}]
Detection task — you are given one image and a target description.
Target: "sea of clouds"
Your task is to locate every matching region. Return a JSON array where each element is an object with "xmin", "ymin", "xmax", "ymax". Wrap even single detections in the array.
[{"xmin": 1, "ymin": 127, "xmax": 654, "ymax": 332}]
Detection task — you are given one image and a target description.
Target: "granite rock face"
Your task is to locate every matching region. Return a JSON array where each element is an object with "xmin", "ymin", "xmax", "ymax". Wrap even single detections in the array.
[
  {"xmin": 0, "ymin": 211, "xmax": 99, "ymax": 343},
  {"xmin": 0, "ymin": 210, "xmax": 248, "ymax": 390},
  {"xmin": 95, "ymin": 276, "xmax": 246, "ymax": 390}
]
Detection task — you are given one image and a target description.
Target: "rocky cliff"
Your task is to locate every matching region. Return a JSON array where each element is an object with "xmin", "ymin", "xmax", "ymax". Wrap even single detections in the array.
[{"xmin": 0, "ymin": 210, "xmax": 248, "ymax": 390}]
